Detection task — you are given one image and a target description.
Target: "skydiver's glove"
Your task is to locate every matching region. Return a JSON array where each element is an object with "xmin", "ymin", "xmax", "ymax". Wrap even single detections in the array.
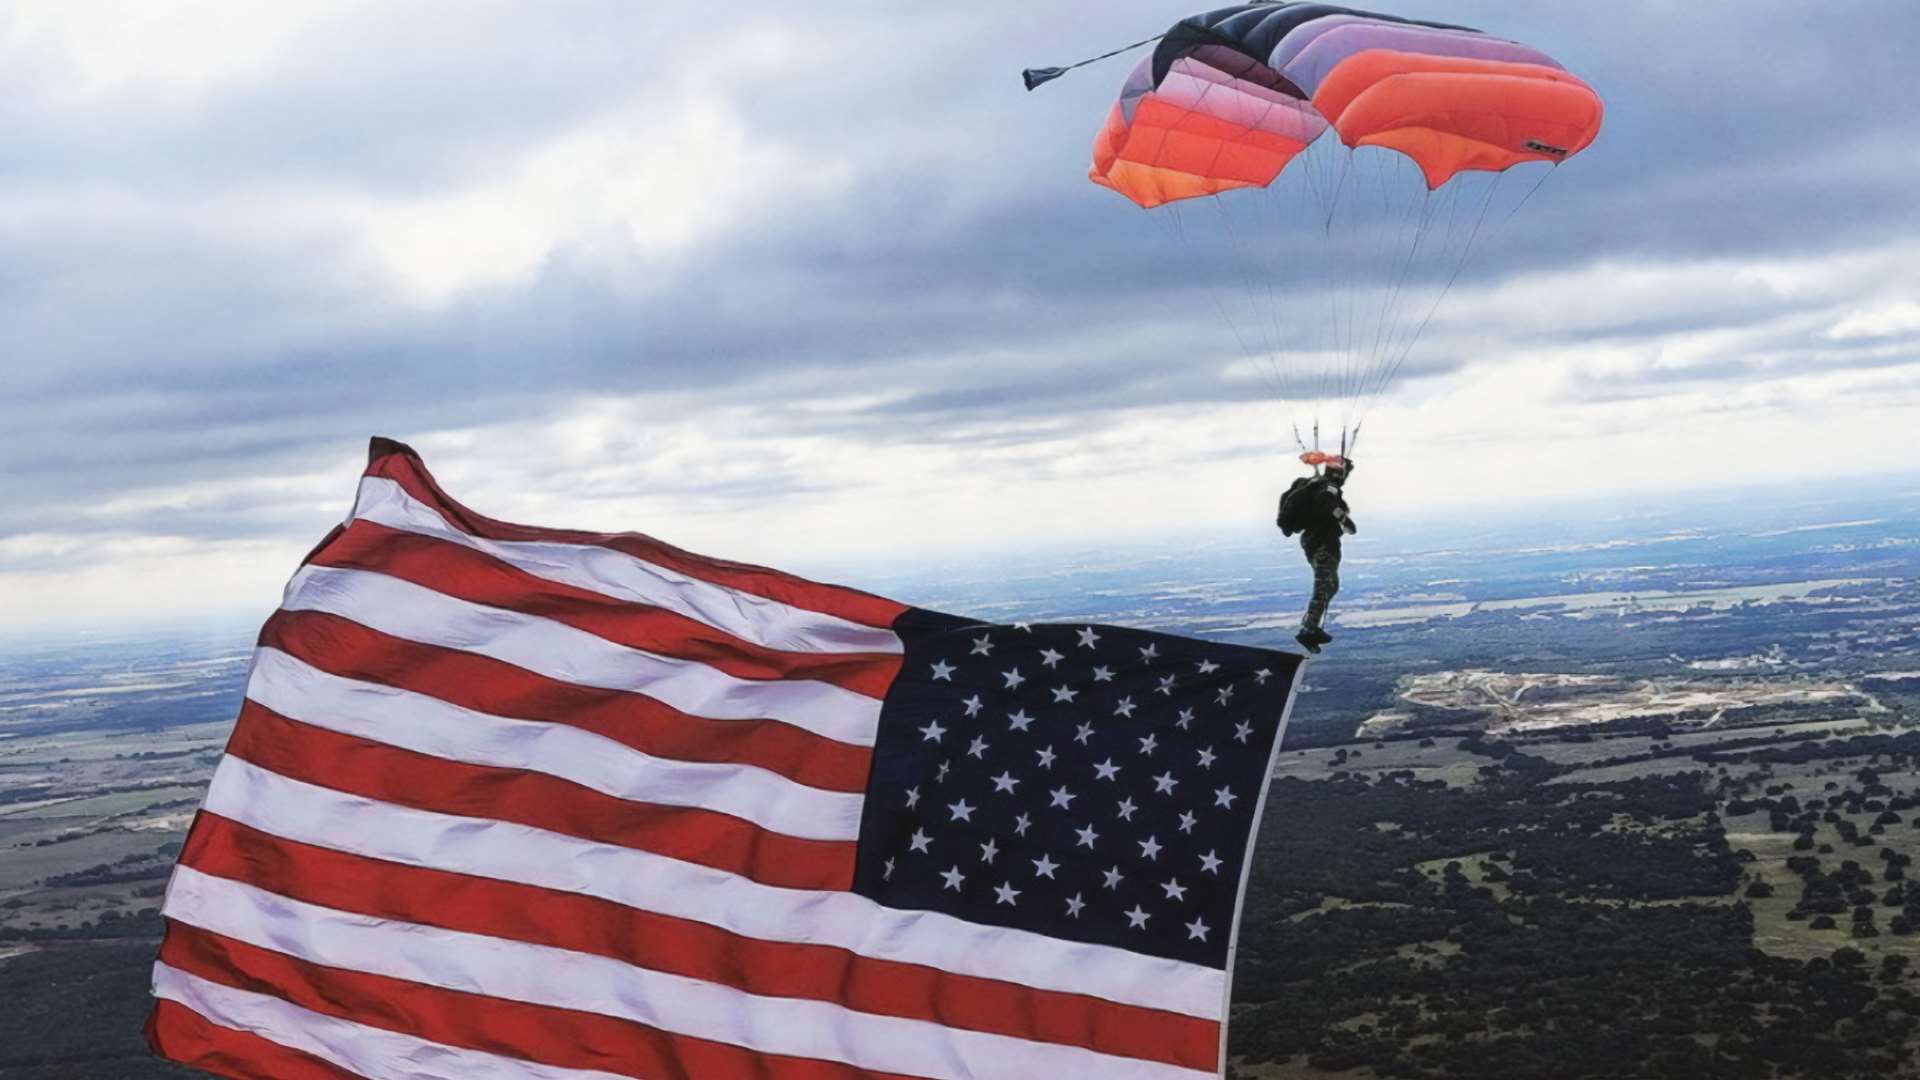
[{"xmin": 1343, "ymin": 517, "xmax": 1358, "ymax": 535}]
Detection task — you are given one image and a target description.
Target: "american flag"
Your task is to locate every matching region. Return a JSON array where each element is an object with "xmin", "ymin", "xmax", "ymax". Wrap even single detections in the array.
[{"xmin": 146, "ymin": 438, "xmax": 1304, "ymax": 1080}]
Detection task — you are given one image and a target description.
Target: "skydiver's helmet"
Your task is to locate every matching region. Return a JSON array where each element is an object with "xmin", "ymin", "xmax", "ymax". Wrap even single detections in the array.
[{"xmin": 1323, "ymin": 457, "xmax": 1351, "ymax": 485}]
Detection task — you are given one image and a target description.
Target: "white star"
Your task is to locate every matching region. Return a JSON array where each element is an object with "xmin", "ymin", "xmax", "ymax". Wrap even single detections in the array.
[
  {"xmin": 1186, "ymin": 917, "xmax": 1210, "ymax": 942},
  {"xmin": 1116, "ymin": 797, "xmax": 1138, "ymax": 822},
  {"xmin": 1114, "ymin": 697, "xmax": 1137, "ymax": 718},
  {"xmin": 930, "ymin": 660, "xmax": 955, "ymax": 681},
  {"xmin": 1033, "ymin": 854, "xmax": 1059, "ymax": 879},
  {"xmin": 1092, "ymin": 665, "xmax": 1115, "ymax": 683},
  {"xmin": 1077, "ymin": 626, "xmax": 1101, "ymax": 649},
  {"xmin": 1065, "ymin": 893, "xmax": 1086, "ymax": 917},
  {"xmin": 883, "ymin": 857, "xmax": 895, "ymax": 880},
  {"xmin": 1176, "ymin": 708, "xmax": 1196, "ymax": 730},
  {"xmin": 980, "ymin": 837, "xmax": 999, "ymax": 863},
  {"xmin": 1103, "ymin": 866, "xmax": 1125, "ymax": 889},
  {"xmin": 908, "ymin": 829, "xmax": 932, "ymax": 854},
  {"xmin": 1013, "ymin": 621, "xmax": 1033, "ymax": 632},
  {"xmin": 1216, "ymin": 686, "xmax": 1235, "ymax": 705},
  {"xmin": 919, "ymin": 720, "xmax": 946, "ymax": 743},
  {"xmin": 936, "ymin": 759, "xmax": 952, "ymax": 782},
  {"xmin": 1002, "ymin": 668, "xmax": 1026, "ymax": 690},
  {"xmin": 1157, "ymin": 674, "xmax": 1177, "ymax": 696},
  {"xmin": 1093, "ymin": 758, "xmax": 1120, "ymax": 782},
  {"xmin": 1214, "ymin": 786, "xmax": 1239, "ymax": 809},
  {"xmin": 962, "ymin": 695, "xmax": 984, "ymax": 717},
  {"xmin": 1139, "ymin": 835, "xmax": 1163, "ymax": 860},
  {"xmin": 1178, "ymin": 810, "xmax": 1198, "ymax": 833},
  {"xmin": 1255, "ymin": 667, "xmax": 1272, "ymax": 684},
  {"xmin": 905, "ymin": 786, "xmax": 921, "ymax": 808},
  {"xmin": 1013, "ymin": 812, "xmax": 1032, "ymax": 836},
  {"xmin": 949, "ymin": 799, "xmax": 975, "ymax": 822},
  {"xmin": 1077, "ymin": 824, "xmax": 1100, "ymax": 849},
  {"xmin": 967, "ymin": 735, "xmax": 990, "ymax": 759},
  {"xmin": 1234, "ymin": 721, "xmax": 1254, "ymax": 744},
  {"xmin": 1139, "ymin": 643, "xmax": 1159, "ymax": 661},
  {"xmin": 1162, "ymin": 878, "xmax": 1188, "ymax": 901},
  {"xmin": 1035, "ymin": 746, "xmax": 1057, "ymax": 768},
  {"xmin": 942, "ymin": 865, "xmax": 965, "ymax": 891},
  {"xmin": 1074, "ymin": 723, "xmax": 1095, "ymax": 745},
  {"xmin": 971, "ymin": 634, "xmax": 995, "ymax": 656},
  {"xmin": 1199, "ymin": 850, "xmax": 1223, "ymax": 874},
  {"xmin": 1008, "ymin": 709, "xmax": 1034, "ymax": 732},
  {"xmin": 1197, "ymin": 747, "xmax": 1217, "ymax": 769},
  {"xmin": 1049, "ymin": 786, "xmax": 1076, "ymax": 809},
  {"xmin": 1039, "ymin": 648, "xmax": 1064, "ymax": 669},
  {"xmin": 1125, "ymin": 905, "xmax": 1151, "ymax": 929},
  {"xmin": 1051, "ymin": 685, "xmax": 1078, "ymax": 704},
  {"xmin": 995, "ymin": 882, "xmax": 1021, "ymax": 906},
  {"xmin": 1153, "ymin": 772, "xmax": 1178, "ymax": 795},
  {"xmin": 1197, "ymin": 660, "xmax": 1220, "ymax": 674},
  {"xmin": 991, "ymin": 771, "xmax": 1019, "ymax": 794},
  {"xmin": 1137, "ymin": 732, "xmax": 1157, "ymax": 754}
]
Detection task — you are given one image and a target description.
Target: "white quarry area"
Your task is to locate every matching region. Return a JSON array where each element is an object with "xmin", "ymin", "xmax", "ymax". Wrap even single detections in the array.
[{"xmin": 1359, "ymin": 669, "xmax": 1884, "ymax": 737}]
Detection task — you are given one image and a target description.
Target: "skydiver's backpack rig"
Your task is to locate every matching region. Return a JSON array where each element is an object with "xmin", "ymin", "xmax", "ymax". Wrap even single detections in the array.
[{"xmin": 1276, "ymin": 477, "xmax": 1315, "ymax": 537}]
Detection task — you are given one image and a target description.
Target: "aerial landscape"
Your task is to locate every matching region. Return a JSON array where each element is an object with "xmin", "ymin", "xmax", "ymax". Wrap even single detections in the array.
[
  {"xmin": 6, "ymin": 2, "xmax": 1920, "ymax": 1077},
  {"xmin": 6, "ymin": 477, "xmax": 1917, "ymax": 1077}
]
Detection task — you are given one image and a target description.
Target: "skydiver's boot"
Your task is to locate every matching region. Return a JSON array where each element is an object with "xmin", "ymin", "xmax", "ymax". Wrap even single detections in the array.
[
  {"xmin": 1295, "ymin": 626, "xmax": 1323, "ymax": 654},
  {"xmin": 1310, "ymin": 627, "xmax": 1334, "ymax": 647}
]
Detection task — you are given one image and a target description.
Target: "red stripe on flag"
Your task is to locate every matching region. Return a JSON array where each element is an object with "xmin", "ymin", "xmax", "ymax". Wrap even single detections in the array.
[
  {"xmin": 160, "ymin": 923, "xmax": 932, "ymax": 1080},
  {"xmin": 227, "ymin": 703, "xmax": 859, "ymax": 891},
  {"xmin": 180, "ymin": 813, "xmax": 1224, "ymax": 1072},
  {"xmin": 259, "ymin": 609, "xmax": 873, "ymax": 794},
  {"xmin": 311, "ymin": 519, "xmax": 902, "ymax": 698},
  {"xmin": 363, "ymin": 441, "xmax": 909, "ymax": 630},
  {"xmin": 145, "ymin": 999, "xmax": 370, "ymax": 1080}
]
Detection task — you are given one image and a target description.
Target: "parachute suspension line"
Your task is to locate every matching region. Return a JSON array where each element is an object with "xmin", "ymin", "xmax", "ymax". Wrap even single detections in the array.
[
  {"xmin": 1366, "ymin": 153, "xmax": 1441, "ymax": 414},
  {"xmin": 1356, "ymin": 173, "xmax": 1466, "ymax": 416},
  {"xmin": 1363, "ymin": 175, "xmax": 1493, "ymax": 416},
  {"xmin": 1156, "ymin": 201, "xmax": 1285, "ymax": 422},
  {"xmin": 1354, "ymin": 146, "xmax": 1409, "ymax": 438},
  {"xmin": 1210, "ymin": 193, "xmax": 1285, "ymax": 401},
  {"xmin": 1321, "ymin": 149, "xmax": 1355, "ymax": 433},
  {"xmin": 1356, "ymin": 174, "xmax": 1457, "ymax": 413},
  {"xmin": 1356, "ymin": 164, "xmax": 1553, "ymax": 434}
]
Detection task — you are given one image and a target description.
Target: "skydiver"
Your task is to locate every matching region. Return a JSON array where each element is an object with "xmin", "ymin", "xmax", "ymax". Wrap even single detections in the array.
[{"xmin": 1276, "ymin": 455, "xmax": 1356, "ymax": 654}]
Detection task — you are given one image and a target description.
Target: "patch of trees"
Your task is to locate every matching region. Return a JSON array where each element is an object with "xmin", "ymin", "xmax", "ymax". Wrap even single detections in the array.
[{"xmin": 0, "ymin": 940, "xmax": 200, "ymax": 1078}]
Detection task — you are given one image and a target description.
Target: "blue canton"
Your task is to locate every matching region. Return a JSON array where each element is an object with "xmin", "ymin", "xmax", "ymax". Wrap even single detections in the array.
[{"xmin": 852, "ymin": 609, "xmax": 1303, "ymax": 968}]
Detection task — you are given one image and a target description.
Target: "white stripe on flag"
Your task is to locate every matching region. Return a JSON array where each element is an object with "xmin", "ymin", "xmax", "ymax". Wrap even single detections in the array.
[
  {"xmin": 200, "ymin": 756, "xmax": 1226, "ymax": 1020},
  {"xmin": 246, "ymin": 647, "xmax": 864, "ymax": 842},
  {"xmin": 281, "ymin": 564, "xmax": 883, "ymax": 747},
  {"xmin": 352, "ymin": 477, "xmax": 902, "ymax": 655},
  {"xmin": 152, "ymin": 962, "xmax": 631, "ymax": 1080},
  {"xmin": 166, "ymin": 867, "xmax": 1216, "ymax": 1080}
]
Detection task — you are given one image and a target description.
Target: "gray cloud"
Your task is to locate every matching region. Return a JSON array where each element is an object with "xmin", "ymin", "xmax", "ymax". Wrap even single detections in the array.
[{"xmin": 3, "ymin": 0, "xmax": 1919, "ymax": 569}]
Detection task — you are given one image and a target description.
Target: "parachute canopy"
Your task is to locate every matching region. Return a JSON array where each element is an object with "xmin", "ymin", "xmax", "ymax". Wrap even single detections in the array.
[{"xmin": 1091, "ymin": 3, "xmax": 1604, "ymax": 207}]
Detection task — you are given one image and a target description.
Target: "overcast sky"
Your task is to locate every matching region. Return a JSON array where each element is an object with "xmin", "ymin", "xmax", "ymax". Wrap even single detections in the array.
[{"xmin": 4, "ymin": 1, "xmax": 1919, "ymax": 637}]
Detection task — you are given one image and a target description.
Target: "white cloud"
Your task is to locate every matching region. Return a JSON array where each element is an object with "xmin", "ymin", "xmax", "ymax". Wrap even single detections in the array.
[
  {"xmin": 3, "ymin": 1, "xmax": 351, "ymax": 106},
  {"xmin": 1828, "ymin": 301, "xmax": 1920, "ymax": 342}
]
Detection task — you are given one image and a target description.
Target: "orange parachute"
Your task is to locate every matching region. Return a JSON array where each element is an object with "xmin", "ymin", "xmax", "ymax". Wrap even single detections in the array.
[
  {"xmin": 1070, "ymin": 3, "xmax": 1605, "ymax": 458},
  {"xmin": 1091, "ymin": 4, "xmax": 1603, "ymax": 206}
]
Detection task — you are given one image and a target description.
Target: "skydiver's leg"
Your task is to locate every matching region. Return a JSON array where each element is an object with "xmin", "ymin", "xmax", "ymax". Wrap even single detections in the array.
[{"xmin": 1303, "ymin": 543, "xmax": 1340, "ymax": 639}]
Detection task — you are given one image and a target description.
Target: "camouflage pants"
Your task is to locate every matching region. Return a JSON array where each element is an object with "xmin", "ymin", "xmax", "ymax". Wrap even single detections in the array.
[{"xmin": 1301, "ymin": 541, "xmax": 1341, "ymax": 632}]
